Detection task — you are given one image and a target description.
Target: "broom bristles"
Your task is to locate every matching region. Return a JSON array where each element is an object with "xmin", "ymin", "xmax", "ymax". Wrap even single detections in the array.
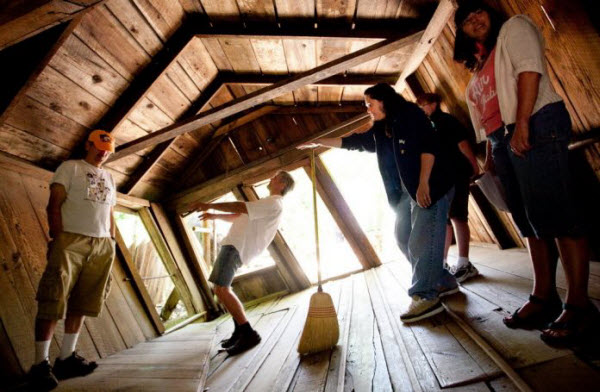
[{"xmin": 297, "ymin": 292, "xmax": 340, "ymax": 355}]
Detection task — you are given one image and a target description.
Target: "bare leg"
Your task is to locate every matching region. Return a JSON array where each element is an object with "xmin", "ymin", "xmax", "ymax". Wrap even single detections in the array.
[
  {"xmin": 64, "ymin": 314, "xmax": 86, "ymax": 334},
  {"xmin": 214, "ymin": 285, "xmax": 248, "ymax": 325},
  {"xmin": 444, "ymin": 224, "xmax": 453, "ymax": 262},
  {"xmin": 451, "ymin": 218, "xmax": 471, "ymax": 259},
  {"xmin": 555, "ymin": 236, "xmax": 590, "ymax": 307},
  {"xmin": 513, "ymin": 237, "xmax": 559, "ymax": 317},
  {"xmin": 35, "ymin": 319, "xmax": 59, "ymax": 342}
]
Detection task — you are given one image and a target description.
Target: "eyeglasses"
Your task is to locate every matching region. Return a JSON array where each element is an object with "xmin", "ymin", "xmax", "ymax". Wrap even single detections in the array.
[{"xmin": 461, "ymin": 9, "xmax": 485, "ymax": 29}]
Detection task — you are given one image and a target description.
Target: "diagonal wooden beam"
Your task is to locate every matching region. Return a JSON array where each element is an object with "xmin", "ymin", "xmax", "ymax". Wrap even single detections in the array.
[
  {"xmin": 176, "ymin": 105, "xmax": 280, "ymax": 189},
  {"xmin": 221, "ymin": 72, "xmax": 400, "ymax": 87},
  {"xmin": 120, "ymin": 76, "xmax": 223, "ymax": 195},
  {"xmin": 395, "ymin": 0, "xmax": 457, "ymax": 92},
  {"xmin": 193, "ymin": 19, "xmax": 423, "ymax": 41},
  {"xmin": 0, "ymin": 14, "xmax": 84, "ymax": 125},
  {"xmin": 0, "ymin": 0, "xmax": 106, "ymax": 51},
  {"xmin": 109, "ymin": 31, "xmax": 423, "ymax": 161},
  {"xmin": 169, "ymin": 113, "xmax": 372, "ymax": 213}
]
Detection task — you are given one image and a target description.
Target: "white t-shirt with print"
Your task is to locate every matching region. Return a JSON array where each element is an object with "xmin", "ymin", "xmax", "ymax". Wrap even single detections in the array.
[
  {"xmin": 51, "ymin": 160, "xmax": 116, "ymax": 238},
  {"xmin": 221, "ymin": 195, "xmax": 284, "ymax": 265}
]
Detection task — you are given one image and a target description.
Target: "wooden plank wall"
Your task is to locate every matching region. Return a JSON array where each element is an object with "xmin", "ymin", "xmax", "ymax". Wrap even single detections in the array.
[
  {"xmin": 0, "ymin": 165, "xmax": 158, "ymax": 380},
  {"xmin": 412, "ymin": 0, "xmax": 600, "ymax": 246}
]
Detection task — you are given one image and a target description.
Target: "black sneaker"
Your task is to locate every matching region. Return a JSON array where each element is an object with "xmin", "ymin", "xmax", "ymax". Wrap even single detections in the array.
[
  {"xmin": 226, "ymin": 329, "xmax": 261, "ymax": 356},
  {"xmin": 53, "ymin": 352, "xmax": 98, "ymax": 380},
  {"xmin": 220, "ymin": 328, "xmax": 241, "ymax": 349},
  {"xmin": 29, "ymin": 360, "xmax": 58, "ymax": 391}
]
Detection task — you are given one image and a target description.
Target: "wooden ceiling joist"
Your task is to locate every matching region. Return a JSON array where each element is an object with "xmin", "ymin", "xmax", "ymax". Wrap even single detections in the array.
[
  {"xmin": 109, "ymin": 31, "xmax": 423, "ymax": 162},
  {"xmin": 395, "ymin": 0, "xmax": 457, "ymax": 92},
  {"xmin": 0, "ymin": 0, "xmax": 106, "ymax": 51},
  {"xmin": 120, "ymin": 76, "xmax": 224, "ymax": 195},
  {"xmin": 193, "ymin": 19, "xmax": 424, "ymax": 41},
  {"xmin": 222, "ymin": 72, "xmax": 400, "ymax": 87},
  {"xmin": 170, "ymin": 113, "xmax": 372, "ymax": 213}
]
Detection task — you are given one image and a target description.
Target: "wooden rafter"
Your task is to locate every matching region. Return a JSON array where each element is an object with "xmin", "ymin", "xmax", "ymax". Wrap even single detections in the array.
[
  {"xmin": 109, "ymin": 31, "xmax": 422, "ymax": 161},
  {"xmin": 120, "ymin": 76, "xmax": 224, "ymax": 195},
  {"xmin": 221, "ymin": 72, "xmax": 400, "ymax": 87},
  {"xmin": 395, "ymin": 0, "xmax": 458, "ymax": 92},
  {"xmin": 169, "ymin": 113, "xmax": 372, "ymax": 213},
  {"xmin": 0, "ymin": 0, "xmax": 106, "ymax": 51}
]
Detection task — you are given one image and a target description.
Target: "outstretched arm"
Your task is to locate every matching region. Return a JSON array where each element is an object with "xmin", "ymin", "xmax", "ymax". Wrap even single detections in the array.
[
  {"xmin": 188, "ymin": 201, "xmax": 248, "ymax": 215},
  {"xmin": 198, "ymin": 212, "xmax": 241, "ymax": 222},
  {"xmin": 298, "ymin": 137, "xmax": 342, "ymax": 149}
]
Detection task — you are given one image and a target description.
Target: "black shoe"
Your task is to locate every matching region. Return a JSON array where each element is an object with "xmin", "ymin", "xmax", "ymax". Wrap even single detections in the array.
[
  {"xmin": 220, "ymin": 328, "xmax": 241, "ymax": 349},
  {"xmin": 53, "ymin": 352, "xmax": 98, "ymax": 380},
  {"xmin": 226, "ymin": 329, "xmax": 261, "ymax": 356},
  {"xmin": 29, "ymin": 360, "xmax": 58, "ymax": 391}
]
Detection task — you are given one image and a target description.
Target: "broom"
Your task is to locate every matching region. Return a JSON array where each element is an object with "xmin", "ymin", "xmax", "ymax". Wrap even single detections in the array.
[{"xmin": 297, "ymin": 150, "xmax": 340, "ymax": 355}]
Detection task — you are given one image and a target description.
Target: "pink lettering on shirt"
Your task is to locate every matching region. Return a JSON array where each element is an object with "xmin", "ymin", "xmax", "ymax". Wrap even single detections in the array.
[{"xmin": 469, "ymin": 48, "xmax": 503, "ymax": 135}]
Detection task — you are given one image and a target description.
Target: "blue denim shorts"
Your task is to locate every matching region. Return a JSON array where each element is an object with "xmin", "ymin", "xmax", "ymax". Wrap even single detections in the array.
[
  {"xmin": 208, "ymin": 245, "xmax": 242, "ymax": 287},
  {"xmin": 488, "ymin": 102, "xmax": 584, "ymax": 238}
]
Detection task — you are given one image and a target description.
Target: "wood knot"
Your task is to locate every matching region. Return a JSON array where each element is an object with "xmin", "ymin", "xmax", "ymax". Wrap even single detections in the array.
[
  {"xmin": 12, "ymin": 252, "xmax": 21, "ymax": 262},
  {"xmin": 146, "ymin": 103, "xmax": 154, "ymax": 109},
  {"xmin": 92, "ymin": 74, "xmax": 102, "ymax": 83},
  {"xmin": 49, "ymin": 102, "xmax": 61, "ymax": 112},
  {"xmin": 79, "ymin": 101, "xmax": 91, "ymax": 110}
]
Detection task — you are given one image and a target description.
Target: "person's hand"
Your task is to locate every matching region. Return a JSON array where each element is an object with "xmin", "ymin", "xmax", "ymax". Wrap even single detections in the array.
[
  {"xmin": 483, "ymin": 155, "xmax": 495, "ymax": 175},
  {"xmin": 182, "ymin": 201, "xmax": 209, "ymax": 216},
  {"xmin": 198, "ymin": 212, "xmax": 213, "ymax": 221},
  {"xmin": 510, "ymin": 124, "xmax": 531, "ymax": 158},
  {"xmin": 297, "ymin": 142, "xmax": 320, "ymax": 150},
  {"xmin": 416, "ymin": 181, "xmax": 431, "ymax": 208}
]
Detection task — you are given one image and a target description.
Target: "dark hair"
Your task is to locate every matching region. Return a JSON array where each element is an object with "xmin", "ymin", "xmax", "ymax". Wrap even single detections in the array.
[
  {"xmin": 453, "ymin": 0, "xmax": 506, "ymax": 72},
  {"xmin": 363, "ymin": 83, "xmax": 408, "ymax": 120},
  {"xmin": 416, "ymin": 93, "xmax": 442, "ymax": 106}
]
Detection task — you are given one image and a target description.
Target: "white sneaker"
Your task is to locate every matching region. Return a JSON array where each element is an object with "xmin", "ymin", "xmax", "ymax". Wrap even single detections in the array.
[
  {"xmin": 400, "ymin": 296, "xmax": 443, "ymax": 323},
  {"xmin": 450, "ymin": 262, "xmax": 479, "ymax": 284}
]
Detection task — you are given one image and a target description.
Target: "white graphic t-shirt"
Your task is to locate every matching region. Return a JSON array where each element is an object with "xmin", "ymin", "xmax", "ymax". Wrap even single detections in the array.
[
  {"xmin": 51, "ymin": 160, "xmax": 116, "ymax": 238},
  {"xmin": 222, "ymin": 195, "xmax": 284, "ymax": 265}
]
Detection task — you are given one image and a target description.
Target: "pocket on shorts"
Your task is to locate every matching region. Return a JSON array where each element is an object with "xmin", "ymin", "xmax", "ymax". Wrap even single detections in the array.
[
  {"xmin": 104, "ymin": 274, "xmax": 113, "ymax": 300},
  {"xmin": 36, "ymin": 267, "xmax": 65, "ymax": 302}
]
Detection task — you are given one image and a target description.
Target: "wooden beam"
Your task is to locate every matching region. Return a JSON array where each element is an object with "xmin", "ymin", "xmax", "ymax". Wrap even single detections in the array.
[
  {"xmin": 138, "ymin": 208, "xmax": 197, "ymax": 315},
  {"xmin": 193, "ymin": 19, "xmax": 424, "ymax": 41},
  {"xmin": 222, "ymin": 72, "xmax": 400, "ymax": 87},
  {"xmin": 0, "ymin": 0, "xmax": 105, "ymax": 51},
  {"xmin": 120, "ymin": 76, "xmax": 224, "ymax": 195},
  {"xmin": 305, "ymin": 157, "xmax": 382, "ymax": 269},
  {"xmin": 108, "ymin": 31, "xmax": 423, "ymax": 161},
  {"xmin": 114, "ymin": 227, "xmax": 165, "ymax": 335},
  {"xmin": 395, "ymin": 0, "xmax": 457, "ymax": 92},
  {"xmin": 271, "ymin": 105, "xmax": 365, "ymax": 115},
  {"xmin": 0, "ymin": 13, "xmax": 83, "ymax": 125},
  {"xmin": 237, "ymin": 186, "xmax": 311, "ymax": 292},
  {"xmin": 172, "ymin": 214, "xmax": 220, "ymax": 315},
  {"xmin": 169, "ymin": 113, "xmax": 372, "ymax": 213},
  {"xmin": 176, "ymin": 105, "xmax": 280, "ymax": 188}
]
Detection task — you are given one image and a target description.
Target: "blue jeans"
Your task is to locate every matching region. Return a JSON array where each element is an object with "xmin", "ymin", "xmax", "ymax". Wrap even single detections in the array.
[{"xmin": 394, "ymin": 187, "xmax": 456, "ymax": 300}]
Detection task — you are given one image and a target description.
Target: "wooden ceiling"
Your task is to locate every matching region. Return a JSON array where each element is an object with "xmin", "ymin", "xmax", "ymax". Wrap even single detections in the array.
[{"xmin": 0, "ymin": 0, "xmax": 453, "ymax": 201}]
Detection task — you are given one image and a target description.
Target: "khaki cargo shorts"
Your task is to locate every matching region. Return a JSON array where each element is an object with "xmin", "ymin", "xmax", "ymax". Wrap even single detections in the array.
[{"xmin": 36, "ymin": 232, "xmax": 115, "ymax": 320}]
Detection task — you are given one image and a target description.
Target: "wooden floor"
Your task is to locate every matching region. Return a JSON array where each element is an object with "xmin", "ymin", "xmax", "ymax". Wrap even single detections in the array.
[{"xmin": 56, "ymin": 245, "xmax": 600, "ymax": 391}]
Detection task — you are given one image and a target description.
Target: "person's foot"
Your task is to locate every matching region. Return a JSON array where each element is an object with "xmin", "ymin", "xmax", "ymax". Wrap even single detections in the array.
[
  {"xmin": 29, "ymin": 360, "xmax": 58, "ymax": 391},
  {"xmin": 400, "ymin": 296, "xmax": 443, "ymax": 323},
  {"xmin": 220, "ymin": 328, "xmax": 241, "ymax": 349},
  {"xmin": 541, "ymin": 302, "xmax": 600, "ymax": 345},
  {"xmin": 449, "ymin": 262, "xmax": 479, "ymax": 283},
  {"xmin": 226, "ymin": 329, "xmax": 261, "ymax": 355},
  {"xmin": 53, "ymin": 352, "xmax": 98, "ymax": 380},
  {"xmin": 503, "ymin": 294, "xmax": 562, "ymax": 330}
]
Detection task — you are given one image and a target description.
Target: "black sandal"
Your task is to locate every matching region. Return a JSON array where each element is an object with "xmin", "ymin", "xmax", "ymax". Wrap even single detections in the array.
[
  {"xmin": 540, "ymin": 302, "xmax": 600, "ymax": 346},
  {"xmin": 503, "ymin": 294, "xmax": 562, "ymax": 330}
]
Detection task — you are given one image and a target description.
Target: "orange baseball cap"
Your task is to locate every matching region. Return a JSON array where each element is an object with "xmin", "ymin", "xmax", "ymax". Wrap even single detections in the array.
[{"xmin": 88, "ymin": 130, "xmax": 115, "ymax": 152}]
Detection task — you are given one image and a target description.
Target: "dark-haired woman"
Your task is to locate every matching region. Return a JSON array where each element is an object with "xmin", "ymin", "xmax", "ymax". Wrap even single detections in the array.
[
  {"xmin": 453, "ymin": 1, "xmax": 598, "ymax": 344},
  {"xmin": 300, "ymin": 83, "xmax": 457, "ymax": 323}
]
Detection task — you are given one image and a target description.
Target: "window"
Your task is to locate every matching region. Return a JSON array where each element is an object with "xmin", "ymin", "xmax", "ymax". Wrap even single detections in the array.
[
  {"xmin": 184, "ymin": 192, "xmax": 276, "ymax": 277},
  {"xmin": 115, "ymin": 210, "xmax": 189, "ymax": 327},
  {"xmin": 320, "ymin": 148, "xmax": 405, "ymax": 264},
  {"xmin": 255, "ymin": 167, "xmax": 362, "ymax": 283}
]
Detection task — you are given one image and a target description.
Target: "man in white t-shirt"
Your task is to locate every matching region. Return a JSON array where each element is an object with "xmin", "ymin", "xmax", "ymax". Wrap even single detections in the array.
[
  {"xmin": 29, "ymin": 130, "xmax": 117, "ymax": 391},
  {"xmin": 188, "ymin": 171, "xmax": 295, "ymax": 355}
]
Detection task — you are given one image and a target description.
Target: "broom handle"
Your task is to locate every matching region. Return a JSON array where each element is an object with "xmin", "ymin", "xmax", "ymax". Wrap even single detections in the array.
[{"xmin": 310, "ymin": 150, "xmax": 323, "ymax": 292}]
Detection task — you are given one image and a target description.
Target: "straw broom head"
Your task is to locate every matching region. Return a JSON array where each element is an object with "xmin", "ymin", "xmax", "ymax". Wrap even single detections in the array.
[{"xmin": 297, "ymin": 291, "xmax": 340, "ymax": 355}]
